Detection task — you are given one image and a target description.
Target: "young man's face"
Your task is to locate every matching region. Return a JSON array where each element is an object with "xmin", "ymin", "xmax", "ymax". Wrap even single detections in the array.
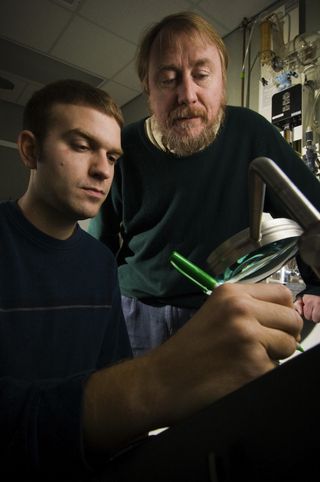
[
  {"xmin": 147, "ymin": 32, "xmax": 225, "ymax": 156},
  {"xmin": 30, "ymin": 103, "xmax": 122, "ymax": 223}
]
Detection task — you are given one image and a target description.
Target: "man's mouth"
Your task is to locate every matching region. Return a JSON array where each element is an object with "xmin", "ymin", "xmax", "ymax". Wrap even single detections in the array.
[
  {"xmin": 176, "ymin": 115, "xmax": 198, "ymax": 120},
  {"xmin": 82, "ymin": 186, "xmax": 106, "ymax": 198},
  {"xmin": 172, "ymin": 115, "xmax": 204, "ymax": 127},
  {"xmin": 170, "ymin": 108, "xmax": 206, "ymax": 126}
]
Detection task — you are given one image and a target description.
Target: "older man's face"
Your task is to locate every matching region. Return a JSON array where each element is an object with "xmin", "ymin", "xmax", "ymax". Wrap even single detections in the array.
[{"xmin": 147, "ymin": 32, "xmax": 226, "ymax": 156}]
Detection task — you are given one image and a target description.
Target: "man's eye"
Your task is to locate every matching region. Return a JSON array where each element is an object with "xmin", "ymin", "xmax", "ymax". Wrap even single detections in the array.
[
  {"xmin": 159, "ymin": 77, "xmax": 176, "ymax": 87},
  {"xmin": 107, "ymin": 154, "xmax": 118, "ymax": 164},
  {"xmin": 195, "ymin": 71, "xmax": 212, "ymax": 83},
  {"xmin": 162, "ymin": 78, "xmax": 175, "ymax": 83},
  {"xmin": 194, "ymin": 72, "xmax": 210, "ymax": 80},
  {"xmin": 72, "ymin": 143, "xmax": 89, "ymax": 151}
]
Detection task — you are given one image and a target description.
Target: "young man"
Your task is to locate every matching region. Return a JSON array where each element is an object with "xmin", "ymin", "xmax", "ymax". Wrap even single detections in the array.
[
  {"xmin": 0, "ymin": 79, "xmax": 132, "ymax": 478},
  {"xmin": 0, "ymin": 79, "xmax": 306, "ymax": 480},
  {"xmin": 89, "ymin": 11, "xmax": 320, "ymax": 357}
]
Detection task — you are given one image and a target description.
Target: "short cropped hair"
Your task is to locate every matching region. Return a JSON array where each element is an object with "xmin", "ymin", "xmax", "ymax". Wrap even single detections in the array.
[
  {"xmin": 136, "ymin": 11, "xmax": 229, "ymax": 91},
  {"xmin": 23, "ymin": 79, "xmax": 124, "ymax": 142}
]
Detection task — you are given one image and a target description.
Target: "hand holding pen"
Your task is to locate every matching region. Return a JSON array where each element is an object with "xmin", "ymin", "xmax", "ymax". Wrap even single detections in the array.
[{"xmin": 170, "ymin": 250, "xmax": 304, "ymax": 354}]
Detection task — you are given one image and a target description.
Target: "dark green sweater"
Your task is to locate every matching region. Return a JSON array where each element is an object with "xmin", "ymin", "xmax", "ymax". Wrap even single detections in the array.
[{"xmin": 92, "ymin": 106, "xmax": 320, "ymax": 308}]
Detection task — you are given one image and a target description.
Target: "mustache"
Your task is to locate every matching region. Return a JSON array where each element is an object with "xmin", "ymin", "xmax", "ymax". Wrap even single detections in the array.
[{"xmin": 169, "ymin": 107, "xmax": 207, "ymax": 123}]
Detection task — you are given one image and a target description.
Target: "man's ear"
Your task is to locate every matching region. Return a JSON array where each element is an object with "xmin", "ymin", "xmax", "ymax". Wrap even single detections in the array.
[{"xmin": 18, "ymin": 130, "xmax": 39, "ymax": 169}]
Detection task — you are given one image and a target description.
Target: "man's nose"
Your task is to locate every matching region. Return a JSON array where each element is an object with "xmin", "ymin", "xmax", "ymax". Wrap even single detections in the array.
[
  {"xmin": 90, "ymin": 152, "xmax": 113, "ymax": 180},
  {"xmin": 177, "ymin": 76, "xmax": 198, "ymax": 105}
]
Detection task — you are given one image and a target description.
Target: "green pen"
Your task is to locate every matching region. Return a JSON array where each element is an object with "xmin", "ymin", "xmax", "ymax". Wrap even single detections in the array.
[
  {"xmin": 169, "ymin": 250, "xmax": 304, "ymax": 354},
  {"xmin": 169, "ymin": 250, "xmax": 220, "ymax": 295}
]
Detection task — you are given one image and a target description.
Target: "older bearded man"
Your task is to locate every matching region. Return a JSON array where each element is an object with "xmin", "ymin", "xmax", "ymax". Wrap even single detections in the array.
[
  {"xmin": 89, "ymin": 11, "xmax": 320, "ymax": 357},
  {"xmin": 144, "ymin": 19, "xmax": 227, "ymax": 156}
]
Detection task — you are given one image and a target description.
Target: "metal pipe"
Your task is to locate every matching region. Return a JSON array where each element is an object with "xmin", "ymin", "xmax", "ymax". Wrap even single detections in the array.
[{"xmin": 249, "ymin": 156, "xmax": 320, "ymax": 276}]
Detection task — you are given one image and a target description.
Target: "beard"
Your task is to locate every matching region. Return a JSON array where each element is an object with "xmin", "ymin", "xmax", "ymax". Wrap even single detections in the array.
[{"xmin": 151, "ymin": 101, "xmax": 226, "ymax": 157}]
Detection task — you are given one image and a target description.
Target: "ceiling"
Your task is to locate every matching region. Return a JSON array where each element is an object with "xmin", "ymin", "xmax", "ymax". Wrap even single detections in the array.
[{"xmin": 0, "ymin": 0, "xmax": 277, "ymax": 109}]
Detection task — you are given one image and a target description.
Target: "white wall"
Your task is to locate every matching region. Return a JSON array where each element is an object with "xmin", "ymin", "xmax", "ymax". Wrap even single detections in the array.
[{"xmin": 122, "ymin": 92, "xmax": 149, "ymax": 125}]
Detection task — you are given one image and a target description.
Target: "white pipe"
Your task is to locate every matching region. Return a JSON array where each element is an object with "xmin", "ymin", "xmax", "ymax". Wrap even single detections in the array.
[{"xmin": 0, "ymin": 139, "xmax": 18, "ymax": 149}]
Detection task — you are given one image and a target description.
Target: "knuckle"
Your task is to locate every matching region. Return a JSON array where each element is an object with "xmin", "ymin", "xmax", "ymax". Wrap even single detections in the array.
[
  {"xmin": 214, "ymin": 287, "xmax": 258, "ymax": 342},
  {"xmin": 225, "ymin": 295, "xmax": 253, "ymax": 319},
  {"xmin": 277, "ymin": 335, "xmax": 298, "ymax": 360}
]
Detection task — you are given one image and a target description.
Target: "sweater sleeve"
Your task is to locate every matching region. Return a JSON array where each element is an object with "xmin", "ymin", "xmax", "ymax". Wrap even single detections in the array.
[{"xmin": 295, "ymin": 253, "xmax": 320, "ymax": 297}]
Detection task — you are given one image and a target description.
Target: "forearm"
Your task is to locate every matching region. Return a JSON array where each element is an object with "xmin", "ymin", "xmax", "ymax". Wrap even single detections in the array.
[
  {"xmin": 83, "ymin": 332, "xmax": 218, "ymax": 455},
  {"xmin": 83, "ymin": 354, "xmax": 163, "ymax": 454}
]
